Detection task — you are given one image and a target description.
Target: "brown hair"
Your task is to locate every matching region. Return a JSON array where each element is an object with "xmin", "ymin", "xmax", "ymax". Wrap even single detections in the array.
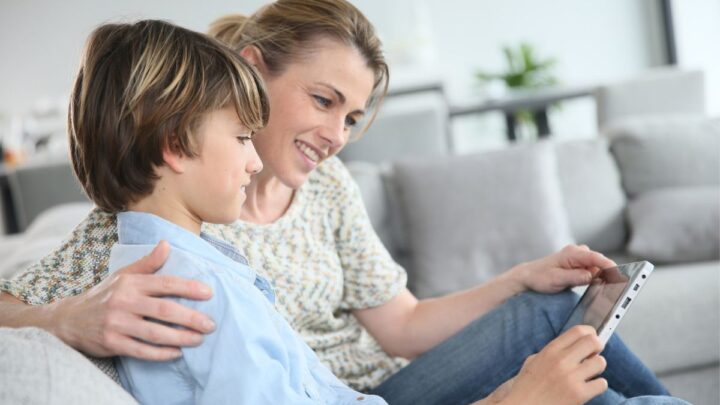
[
  {"xmin": 208, "ymin": 0, "xmax": 389, "ymax": 137},
  {"xmin": 68, "ymin": 19, "xmax": 269, "ymax": 212}
]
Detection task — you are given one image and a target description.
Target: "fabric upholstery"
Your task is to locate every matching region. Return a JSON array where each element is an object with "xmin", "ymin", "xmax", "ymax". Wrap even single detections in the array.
[
  {"xmin": 554, "ymin": 138, "xmax": 627, "ymax": 252},
  {"xmin": 607, "ymin": 115, "xmax": 720, "ymax": 197},
  {"xmin": 0, "ymin": 327, "xmax": 136, "ymax": 405},
  {"xmin": 616, "ymin": 261, "xmax": 720, "ymax": 375},
  {"xmin": 627, "ymin": 187, "xmax": 720, "ymax": 263},
  {"xmin": 393, "ymin": 142, "xmax": 574, "ymax": 298}
]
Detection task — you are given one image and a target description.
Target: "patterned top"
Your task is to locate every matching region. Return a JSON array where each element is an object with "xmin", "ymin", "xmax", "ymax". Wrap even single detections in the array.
[{"xmin": 0, "ymin": 156, "xmax": 408, "ymax": 391}]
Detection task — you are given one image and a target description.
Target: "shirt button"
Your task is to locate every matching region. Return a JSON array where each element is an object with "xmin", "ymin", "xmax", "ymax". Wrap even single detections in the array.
[{"xmin": 356, "ymin": 396, "xmax": 365, "ymax": 401}]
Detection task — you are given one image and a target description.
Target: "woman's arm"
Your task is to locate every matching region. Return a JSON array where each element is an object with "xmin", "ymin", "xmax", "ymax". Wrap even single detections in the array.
[
  {"xmin": 0, "ymin": 242, "xmax": 216, "ymax": 360},
  {"xmin": 354, "ymin": 244, "xmax": 616, "ymax": 359}
]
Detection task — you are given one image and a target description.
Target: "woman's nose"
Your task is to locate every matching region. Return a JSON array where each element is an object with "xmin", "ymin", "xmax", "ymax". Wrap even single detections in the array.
[{"xmin": 319, "ymin": 115, "xmax": 348, "ymax": 149}]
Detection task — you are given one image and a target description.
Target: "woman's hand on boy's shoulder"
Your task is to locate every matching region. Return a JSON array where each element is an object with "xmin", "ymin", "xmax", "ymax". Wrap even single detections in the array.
[
  {"xmin": 53, "ymin": 241, "xmax": 217, "ymax": 360},
  {"xmin": 508, "ymin": 244, "xmax": 616, "ymax": 295}
]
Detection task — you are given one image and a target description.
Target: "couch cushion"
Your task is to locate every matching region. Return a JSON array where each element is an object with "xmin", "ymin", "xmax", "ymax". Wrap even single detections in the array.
[
  {"xmin": 607, "ymin": 115, "xmax": 720, "ymax": 197},
  {"xmin": 554, "ymin": 138, "xmax": 627, "ymax": 252},
  {"xmin": 0, "ymin": 202, "xmax": 93, "ymax": 279},
  {"xmin": 616, "ymin": 261, "xmax": 720, "ymax": 375},
  {"xmin": 393, "ymin": 142, "xmax": 574, "ymax": 298},
  {"xmin": 627, "ymin": 186, "xmax": 719, "ymax": 263},
  {"xmin": 0, "ymin": 327, "xmax": 136, "ymax": 404}
]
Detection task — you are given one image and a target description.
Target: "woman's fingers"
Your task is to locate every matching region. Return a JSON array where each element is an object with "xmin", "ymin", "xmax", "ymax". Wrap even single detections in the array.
[
  {"xmin": 109, "ymin": 331, "xmax": 183, "ymax": 361},
  {"xmin": 129, "ymin": 295, "xmax": 216, "ymax": 334},
  {"xmin": 112, "ymin": 310, "xmax": 205, "ymax": 349},
  {"xmin": 136, "ymin": 273, "xmax": 213, "ymax": 301},
  {"xmin": 117, "ymin": 240, "xmax": 171, "ymax": 276}
]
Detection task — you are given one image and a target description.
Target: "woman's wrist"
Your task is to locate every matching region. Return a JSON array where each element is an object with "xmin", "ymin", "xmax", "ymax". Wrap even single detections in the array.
[
  {"xmin": 501, "ymin": 263, "xmax": 531, "ymax": 295},
  {"xmin": 43, "ymin": 296, "xmax": 81, "ymax": 348}
]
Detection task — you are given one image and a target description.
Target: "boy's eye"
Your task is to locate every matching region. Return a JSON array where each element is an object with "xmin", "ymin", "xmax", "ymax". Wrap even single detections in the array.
[
  {"xmin": 313, "ymin": 95, "xmax": 331, "ymax": 108},
  {"xmin": 236, "ymin": 136, "xmax": 252, "ymax": 145}
]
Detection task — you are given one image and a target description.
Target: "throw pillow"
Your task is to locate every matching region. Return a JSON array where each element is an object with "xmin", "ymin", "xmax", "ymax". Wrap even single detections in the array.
[
  {"xmin": 627, "ymin": 186, "xmax": 720, "ymax": 262},
  {"xmin": 392, "ymin": 142, "xmax": 574, "ymax": 298},
  {"xmin": 554, "ymin": 138, "xmax": 627, "ymax": 253},
  {"xmin": 607, "ymin": 115, "xmax": 720, "ymax": 197}
]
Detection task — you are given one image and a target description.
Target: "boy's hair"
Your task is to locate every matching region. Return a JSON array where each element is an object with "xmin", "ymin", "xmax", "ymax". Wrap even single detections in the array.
[{"xmin": 68, "ymin": 19, "xmax": 269, "ymax": 213}]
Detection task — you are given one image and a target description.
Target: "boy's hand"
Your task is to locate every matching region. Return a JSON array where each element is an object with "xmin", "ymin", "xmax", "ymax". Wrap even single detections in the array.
[
  {"xmin": 502, "ymin": 325, "xmax": 608, "ymax": 405},
  {"xmin": 52, "ymin": 241, "xmax": 216, "ymax": 360}
]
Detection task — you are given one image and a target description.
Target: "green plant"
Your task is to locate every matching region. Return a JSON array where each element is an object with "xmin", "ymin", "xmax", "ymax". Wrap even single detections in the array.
[
  {"xmin": 475, "ymin": 43, "xmax": 559, "ymax": 132},
  {"xmin": 476, "ymin": 42, "xmax": 558, "ymax": 89}
]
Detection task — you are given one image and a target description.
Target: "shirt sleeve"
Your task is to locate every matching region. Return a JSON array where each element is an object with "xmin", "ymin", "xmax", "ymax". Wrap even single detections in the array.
[
  {"xmin": 0, "ymin": 208, "xmax": 117, "ymax": 305},
  {"xmin": 327, "ymin": 158, "xmax": 407, "ymax": 310},
  {"xmin": 119, "ymin": 268, "xmax": 326, "ymax": 405}
]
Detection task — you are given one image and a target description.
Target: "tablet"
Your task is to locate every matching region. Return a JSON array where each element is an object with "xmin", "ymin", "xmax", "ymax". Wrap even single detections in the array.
[{"xmin": 561, "ymin": 261, "xmax": 654, "ymax": 345}]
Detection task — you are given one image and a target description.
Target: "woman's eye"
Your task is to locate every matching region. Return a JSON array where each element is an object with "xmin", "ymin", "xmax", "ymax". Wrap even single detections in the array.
[
  {"xmin": 236, "ymin": 136, "xmax": 252, "ymax": 145},
  {"xmin": 313, "ymin": 95, "xmax": 331, "ymax": 108},
  {"xmin": 344, "ymin": 116, "xmax": 358, "ymax": 128}
]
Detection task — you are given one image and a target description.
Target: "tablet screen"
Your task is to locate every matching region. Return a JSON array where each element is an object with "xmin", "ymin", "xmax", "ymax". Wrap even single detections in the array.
[{"xmin": 563, "ymin": 264, "xmax": 638, "ymax": 333}]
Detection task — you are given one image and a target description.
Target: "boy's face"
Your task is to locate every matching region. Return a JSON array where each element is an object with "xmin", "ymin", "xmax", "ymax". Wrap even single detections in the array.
[{"xmin": 180, "ymin": 106, "xmax": 262, "ymax": 224}]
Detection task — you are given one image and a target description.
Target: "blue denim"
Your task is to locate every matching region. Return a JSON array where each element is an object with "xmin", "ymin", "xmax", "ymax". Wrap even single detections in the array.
[{"xmin": 370, "ymin": 291, "xmax": 690, "ymax": 405}]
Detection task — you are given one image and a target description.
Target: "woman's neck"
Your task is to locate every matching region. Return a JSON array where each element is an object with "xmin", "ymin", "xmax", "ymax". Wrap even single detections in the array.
[{"xmin": 240, "ymin": 170, "xmax": 295, "ymax": 225}]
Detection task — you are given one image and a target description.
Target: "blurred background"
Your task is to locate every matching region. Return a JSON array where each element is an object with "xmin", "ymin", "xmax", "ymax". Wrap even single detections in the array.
[
  {"xmin": 0, "ymin": 0, "xmax": 718, "ymax": 233},
  {"xmin": 0, "ymin": 0, "xmax": 718, "ymax": 155}
]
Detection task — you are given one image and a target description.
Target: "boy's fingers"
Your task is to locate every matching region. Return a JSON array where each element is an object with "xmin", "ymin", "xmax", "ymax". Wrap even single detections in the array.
[{"xmin": 546, "ymin": 325, "xmax": 596, "ymax": 352}]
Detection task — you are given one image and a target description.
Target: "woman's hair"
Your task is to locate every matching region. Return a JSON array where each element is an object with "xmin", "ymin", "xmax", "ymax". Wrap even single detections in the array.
[
  {"xmin": 69, "ymin": 19, "xmax": 269, "ymax": 212},
  {"xmin": 208, "ymin": 0, "xmax": 389, "ymax": 137}
]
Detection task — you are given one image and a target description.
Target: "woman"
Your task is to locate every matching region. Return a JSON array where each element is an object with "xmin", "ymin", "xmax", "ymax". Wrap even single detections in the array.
[{"xmin": 0, "ymin": 1, "xmax": 683, "ymax": 404}]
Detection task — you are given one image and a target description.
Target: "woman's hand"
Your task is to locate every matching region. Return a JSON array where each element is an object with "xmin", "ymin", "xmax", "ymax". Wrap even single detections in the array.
[
  {"xmin": 500, "ymin": 325, "xmax": 608, "ymax": 405},
  {"xmin": 509, "ymin": 244, "xmax": 616, "ymax": 294},
  {"xmin": 50, "ymin": 241, "xmax": 216, "ymax": 361}
]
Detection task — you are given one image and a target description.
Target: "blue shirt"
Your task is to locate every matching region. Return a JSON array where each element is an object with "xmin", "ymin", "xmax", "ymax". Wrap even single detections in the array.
[{"xmin": 110, "ymin": 211, "xmax": 386, "ymax": 405}]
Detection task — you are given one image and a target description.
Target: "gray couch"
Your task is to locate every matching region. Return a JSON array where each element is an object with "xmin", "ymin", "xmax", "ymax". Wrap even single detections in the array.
[
  {"xmin": 0, "ymin": 115, "xmax": 717, "ymax": 404},
  {"xmin": 342, "ymin": 114, "xmax": 720, "ymax": 405}
]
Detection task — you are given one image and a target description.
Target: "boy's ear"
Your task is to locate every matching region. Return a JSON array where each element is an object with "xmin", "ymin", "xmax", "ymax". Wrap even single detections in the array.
[
  {"xmin": 239, "ymin": 45, "xmax": 269, "ymax": 75},
  {"xmin": 162, "ymin": 143, "xmax": 187, "ymax": 174}
]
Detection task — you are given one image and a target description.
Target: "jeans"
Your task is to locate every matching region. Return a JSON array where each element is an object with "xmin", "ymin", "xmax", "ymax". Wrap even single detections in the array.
[{"xmin": 370, "ymin": 290, "xmax": 690, "ymax": 405}]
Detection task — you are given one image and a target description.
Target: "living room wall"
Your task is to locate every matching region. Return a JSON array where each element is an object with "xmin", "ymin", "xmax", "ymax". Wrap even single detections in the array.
[{"xmin": 0, "ymin": 0, "xmax": 667, "ymax": 117}]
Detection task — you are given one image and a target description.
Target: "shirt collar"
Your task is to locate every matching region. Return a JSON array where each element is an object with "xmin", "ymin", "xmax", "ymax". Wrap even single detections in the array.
[{"xmin": 117, "ymin": 211, "xmax": 253, "ymax": 278}]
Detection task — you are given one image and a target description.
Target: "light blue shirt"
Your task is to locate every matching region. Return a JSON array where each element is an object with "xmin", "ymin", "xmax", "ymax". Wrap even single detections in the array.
[{"xmin": 110, "ymin": 211, "xmax": 386, "ymax": 405}]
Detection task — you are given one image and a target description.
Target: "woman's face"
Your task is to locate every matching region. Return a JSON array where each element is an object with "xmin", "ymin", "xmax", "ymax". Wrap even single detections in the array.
[{"xmin": 252, "ymin": 38, "xmax": 375, "ymax": 189}]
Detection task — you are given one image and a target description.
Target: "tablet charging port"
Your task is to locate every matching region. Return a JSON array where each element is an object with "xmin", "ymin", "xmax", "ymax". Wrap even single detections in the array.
[{"xmin": 622, "ymin": 297, "xmax": 632, "ymax": 309}]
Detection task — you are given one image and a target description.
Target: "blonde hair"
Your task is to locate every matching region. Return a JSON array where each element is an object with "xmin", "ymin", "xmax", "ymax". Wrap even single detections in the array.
[
  {"xmin": 69, "ymin": 20, "xmax": 269, "ymax": 212},
  {"xmin": 208, "ymin": 0, "xmax": 389, "ymax": 137}
]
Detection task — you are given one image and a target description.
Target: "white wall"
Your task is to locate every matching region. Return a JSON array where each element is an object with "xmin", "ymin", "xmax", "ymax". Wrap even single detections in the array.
[
  {"xmin": 0, "ymin": 0, "xmax": 268, "ymax": 117},
  {"xmin": 672, "ymin": 0, "xmax": 720, "ymax": 115},
  {"xmin": 0, "ymin": 0, "xmax": 668, "ymax": 126},
  {"xmin": 357, "ymin": 0, "xmax": 665, "ymax": 98}
]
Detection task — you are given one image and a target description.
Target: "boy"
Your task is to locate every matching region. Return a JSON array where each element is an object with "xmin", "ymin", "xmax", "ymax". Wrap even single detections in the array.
[{"xmin": 69, "ymin": 19, "xmax": 386, "ymax": 404}]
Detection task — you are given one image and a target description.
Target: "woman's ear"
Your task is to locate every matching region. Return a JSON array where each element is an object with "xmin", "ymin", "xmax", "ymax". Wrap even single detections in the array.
[
  {"xmin": 162, "ymin": 143, "xmax": 187, "ymax": 174},
  {"xmin": 239, "ymin": 45, "xmax": 269, "ymax": 75}
]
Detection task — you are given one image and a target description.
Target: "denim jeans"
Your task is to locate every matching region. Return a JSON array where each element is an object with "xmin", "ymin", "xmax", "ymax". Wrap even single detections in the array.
[{"xmin": 370, "ymin": 290, "xmax": 690, "ymax": 405}]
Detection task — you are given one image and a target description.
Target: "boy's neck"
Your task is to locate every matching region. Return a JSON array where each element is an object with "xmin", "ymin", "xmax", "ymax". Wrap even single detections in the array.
[{"xmin": 127, "ymin": 191, "xmax": 202, "ymax": 235}]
